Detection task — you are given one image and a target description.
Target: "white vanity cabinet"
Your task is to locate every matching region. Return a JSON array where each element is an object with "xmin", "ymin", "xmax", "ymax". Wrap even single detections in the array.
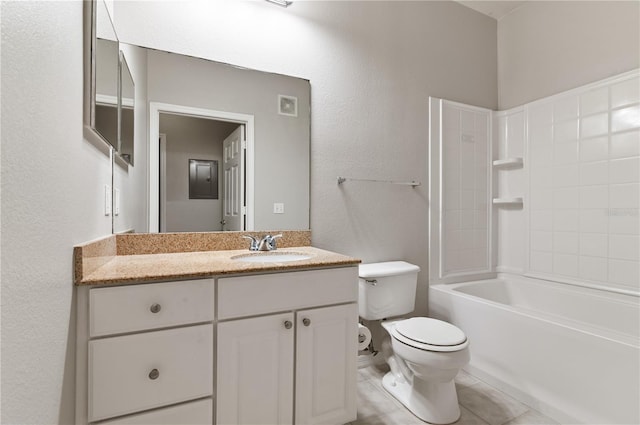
[
  {"xmin": 76, "ymin": 279, "xmax": 215, "ymax": 424},
  {"xmin": 76, "ymin": 265, "xmax": 358, "ymax": 425},
  {"xmin": 216, "ymin": 267, "xmax": 358, "ymax": 425}
]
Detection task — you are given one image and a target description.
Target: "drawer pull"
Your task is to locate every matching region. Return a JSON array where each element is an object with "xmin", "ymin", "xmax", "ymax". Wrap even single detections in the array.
[
  {"xmin": 302, "ymin": 318, "xmax": 311, "ymax": 327},
  {"xmin": 284, "ymin": 320, "xmax": 293, "ymax": 330},
  {"xmin": 150, "ymin": 303, "xmax": 162, "ymax": 314},
  {"xmin": 148, "ymin": 368, "xmax": 160, "ymax": 380}
]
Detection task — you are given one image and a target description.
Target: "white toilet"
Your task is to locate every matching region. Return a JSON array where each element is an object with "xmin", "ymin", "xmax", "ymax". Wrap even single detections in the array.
[{"xmin": 359, "ymin": 261, "xmax": 470, "ymax": 425}]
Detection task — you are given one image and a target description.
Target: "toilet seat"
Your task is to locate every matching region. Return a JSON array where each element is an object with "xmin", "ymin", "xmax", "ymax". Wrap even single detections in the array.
[{"xmin": 390, "ymin": 318, "xmax": 468, "ymax": 352}]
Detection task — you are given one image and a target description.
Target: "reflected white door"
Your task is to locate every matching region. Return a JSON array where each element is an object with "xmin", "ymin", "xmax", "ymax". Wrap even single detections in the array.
[{"xmin": 222, "ymin": 125, "xmax": 245, "ymax": 231}]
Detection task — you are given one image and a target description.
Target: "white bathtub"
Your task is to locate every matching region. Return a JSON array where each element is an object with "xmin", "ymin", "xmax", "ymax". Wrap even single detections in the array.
[{"xmin": 429, "ymin": 276, "xmax": 640, "ymax": 424}]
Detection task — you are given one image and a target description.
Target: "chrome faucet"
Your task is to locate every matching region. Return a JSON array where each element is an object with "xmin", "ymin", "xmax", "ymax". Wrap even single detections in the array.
[
  {"xmin": 242, "ymin": 234, "xmax": 283, "ymax": 251},
  {"xmin": 260, "ymin": 234, "xmax": 282, "ymax": 251},
  {"xmin": 242, "ymin": 235, "xmax": 260, "ymax": 251}
]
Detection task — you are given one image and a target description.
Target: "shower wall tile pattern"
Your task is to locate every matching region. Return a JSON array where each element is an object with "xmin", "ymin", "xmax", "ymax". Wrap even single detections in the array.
[
  {"xmin": 527, "ymin": 73, "xmax": 640, "ymax": 292},
  {"xmin": 441, "ymin": 102, "xmax": 491, "ymax": 276}
]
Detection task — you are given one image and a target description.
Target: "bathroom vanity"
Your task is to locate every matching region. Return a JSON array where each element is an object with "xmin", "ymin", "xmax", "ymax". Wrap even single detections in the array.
[{"xmin": 74, "ymin": 232, "xmax": 359, "ymax": 425}]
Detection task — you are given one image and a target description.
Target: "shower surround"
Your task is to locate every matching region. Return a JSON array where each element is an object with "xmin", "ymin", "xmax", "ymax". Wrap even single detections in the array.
[{"xmin": 429, "ymin": 70, "xmax": 639, "ymax": 424}]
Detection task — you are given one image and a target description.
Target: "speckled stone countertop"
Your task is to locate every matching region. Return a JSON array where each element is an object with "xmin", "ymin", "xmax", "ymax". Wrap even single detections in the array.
[{"xmin": 74, "ymin": 231, "xmax": 360, "ymax": 286}]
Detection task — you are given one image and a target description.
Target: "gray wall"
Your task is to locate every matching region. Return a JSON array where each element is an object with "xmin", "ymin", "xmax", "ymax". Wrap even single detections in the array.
[
  {"xmin": 498, "ymin": 1, "xmax": 640, "ymax": 109},
  {"xmin": 1, "ymin": 2, "xmax": 111, "ymax": 423}
]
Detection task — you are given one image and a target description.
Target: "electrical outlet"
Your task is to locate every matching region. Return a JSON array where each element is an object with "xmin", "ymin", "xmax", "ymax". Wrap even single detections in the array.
[{"xmin": 273, "ymin": 203, "xmax": 285, "ymax": 214}]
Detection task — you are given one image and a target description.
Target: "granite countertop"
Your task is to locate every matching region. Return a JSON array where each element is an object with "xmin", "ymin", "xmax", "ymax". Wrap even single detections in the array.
[
  {"xmin": 77, "ymin": 246, "xmax": 359, "ymax": 286},
  {"xmin": 74, "ymin": 232, "xmax": 360, "ymax": 286}
]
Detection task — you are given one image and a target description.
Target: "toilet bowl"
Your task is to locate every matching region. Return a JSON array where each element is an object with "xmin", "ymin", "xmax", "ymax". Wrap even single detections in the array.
[
  {"xmin": 380, "ymin": 318, "xmax": 470, "ymax": 424},
  {"xmin": 358, "ymin": 262, "xmax": 470, "ymax": 424}
]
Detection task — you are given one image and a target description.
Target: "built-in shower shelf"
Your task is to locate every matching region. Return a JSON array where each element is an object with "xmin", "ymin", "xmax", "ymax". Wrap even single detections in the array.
[
  {"xmin": 492, "ymin": 157, "xmax": 523, "ymax": 168},
  {"xmin": 493, "ymin": 197, "xmax": 524, "ymax": 205}
]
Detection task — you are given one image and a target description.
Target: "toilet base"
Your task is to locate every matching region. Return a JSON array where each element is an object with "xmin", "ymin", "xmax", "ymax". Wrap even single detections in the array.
[{"xmin": 382, "ymin": 372, "xmax": 461, "ymax": 424}]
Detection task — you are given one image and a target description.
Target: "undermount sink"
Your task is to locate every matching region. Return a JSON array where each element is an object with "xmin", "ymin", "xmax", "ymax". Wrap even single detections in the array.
[{"xmin": 231, "ymin": 252, "xmax": 312, "ymax": 263}]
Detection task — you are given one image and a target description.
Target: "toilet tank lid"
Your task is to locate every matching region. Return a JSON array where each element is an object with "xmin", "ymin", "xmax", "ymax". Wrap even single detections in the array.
[{"xmin": 359, "ymin": 261, "xmax": 420, "ymax": 278}]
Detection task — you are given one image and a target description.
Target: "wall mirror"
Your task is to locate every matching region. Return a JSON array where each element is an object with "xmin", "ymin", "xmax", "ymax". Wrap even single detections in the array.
[
  {"xmin": 119, "ymin": 53, "xmax": 134, "ymax": 165},
  {"xmin": 86, "ymin": 0, "xmax": 311, "ymax": 234},
  {"xmin": 118, "ymin": 43, "xmax": 310, "ymax": 233},
  {"xmin": 91, "ymin": 0, "xmax": 119, "ymax": 149}
]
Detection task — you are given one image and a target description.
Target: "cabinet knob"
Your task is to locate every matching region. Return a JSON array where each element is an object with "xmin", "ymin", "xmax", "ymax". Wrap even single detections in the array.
[
  {"xmin": 148, "ymin": 368, "xmax": 160, "ymax": 380},
  {"xmin": 284, "ymin": 320, "xmax": 293, "ymax": 329},
  {"xmin": 302, "ymin": 318, "xmax": 311, "ymax": 327},
  {"xmin": 150, "ymin": 303, "xmax": 161, "ymax": 314}
]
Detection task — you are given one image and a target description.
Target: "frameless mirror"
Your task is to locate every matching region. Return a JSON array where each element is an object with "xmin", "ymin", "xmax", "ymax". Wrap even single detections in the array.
[
  {"xmin": 92, "ymin": 0, "xmax": 119, "ymax": 149},
  {"xmin": 119, "ymin": 53, "xmax": 134, "ymax": 165}
]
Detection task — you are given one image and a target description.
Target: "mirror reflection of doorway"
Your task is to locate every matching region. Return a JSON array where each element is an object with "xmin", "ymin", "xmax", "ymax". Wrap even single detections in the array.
[{"xmin": 158, "ymin": 112, "xmax": 245, "ymax": 232}]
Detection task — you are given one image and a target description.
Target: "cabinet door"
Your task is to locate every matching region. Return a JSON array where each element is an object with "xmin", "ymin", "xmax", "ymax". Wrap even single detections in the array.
[
  {"xmin": 217, "ymin": 313, "xmax": 294, "ymax": 425},
  {"xmin": 295, "ymin": 303, "xmax": 358, "ymax": 425}
]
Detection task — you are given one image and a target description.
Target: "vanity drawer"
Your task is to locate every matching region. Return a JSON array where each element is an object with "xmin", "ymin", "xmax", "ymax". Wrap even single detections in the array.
[
  {"xmin": 218, "ymin": 267, "xmax": 358, "ymax": 319},
  {"xmin": 88, "ymin": 324, "xmax": 213, "ymax": 422},
  {"xmin": 98, "ymin": 398, "xmax": 213, "ymax": 425},
  {"xmin": 89, "ymin": 279, "xmax": 214, "ymax": 337}
]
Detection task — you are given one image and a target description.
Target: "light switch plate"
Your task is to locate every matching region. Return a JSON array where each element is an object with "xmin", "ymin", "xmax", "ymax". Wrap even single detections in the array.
[
  {"xmin": 104, "ymin": 185, "xmax": 112, "ymax": 216},
  {"xmin": 273, "ymin": 203, "xmax": 285, "ymax": 214}
]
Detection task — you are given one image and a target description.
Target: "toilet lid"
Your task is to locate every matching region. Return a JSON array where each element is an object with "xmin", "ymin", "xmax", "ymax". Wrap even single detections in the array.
[{"xmin": 395, "ymin": 317, "xmax": 466, "ymax": 347}]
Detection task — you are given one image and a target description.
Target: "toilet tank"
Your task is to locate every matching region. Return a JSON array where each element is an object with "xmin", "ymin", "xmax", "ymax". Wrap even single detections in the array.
[{"xmin": 358, "ymin": 261, "xmax": 421, "ymax": 320}]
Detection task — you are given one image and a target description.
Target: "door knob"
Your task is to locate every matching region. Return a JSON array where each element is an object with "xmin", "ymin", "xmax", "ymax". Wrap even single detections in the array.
[
  {"xmin": 302, "ymin": 318, "xmax": 311, "ymax": 327},
  {"xmin": 284, "ymin": 320, "xmax": 293, "ymax": 329}
]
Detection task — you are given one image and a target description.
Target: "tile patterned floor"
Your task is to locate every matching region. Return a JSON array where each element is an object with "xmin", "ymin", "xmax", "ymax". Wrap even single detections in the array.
[{"xmin": 349, "ymin": 363, "xmax": 558, "ymax": 425}]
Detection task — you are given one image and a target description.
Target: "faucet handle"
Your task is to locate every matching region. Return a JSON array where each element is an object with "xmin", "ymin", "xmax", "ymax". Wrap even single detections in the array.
[
  {"xmin": 265, "ymin": 234, "xmax": 283, "ymax": 251},
  {"xmin": 242, "ymin": 235, "xmax": 259, "ymax": 251}
]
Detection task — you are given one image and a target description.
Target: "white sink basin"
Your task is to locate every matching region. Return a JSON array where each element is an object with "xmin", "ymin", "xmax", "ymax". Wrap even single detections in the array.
[{"xmin": 231, "ymin": 252, "xmax": 312, "ymax": 263}]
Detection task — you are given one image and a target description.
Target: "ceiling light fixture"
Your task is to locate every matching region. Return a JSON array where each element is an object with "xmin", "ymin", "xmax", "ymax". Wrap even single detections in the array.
[{"xmin": 265, "ymin": 0, "xmax": 292, "ymax": 7}]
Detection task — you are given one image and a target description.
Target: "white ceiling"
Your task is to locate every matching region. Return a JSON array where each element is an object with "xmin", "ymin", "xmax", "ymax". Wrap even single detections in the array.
[{"xmin": 456, "ymin": 1, "xmax": 526, "ymax": 20}]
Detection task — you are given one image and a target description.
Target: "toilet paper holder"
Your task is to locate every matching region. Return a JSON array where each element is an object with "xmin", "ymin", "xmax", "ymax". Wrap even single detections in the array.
[{"xmin": 357, "ymin": 323, "xmax": 373, "ymax": 352}]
